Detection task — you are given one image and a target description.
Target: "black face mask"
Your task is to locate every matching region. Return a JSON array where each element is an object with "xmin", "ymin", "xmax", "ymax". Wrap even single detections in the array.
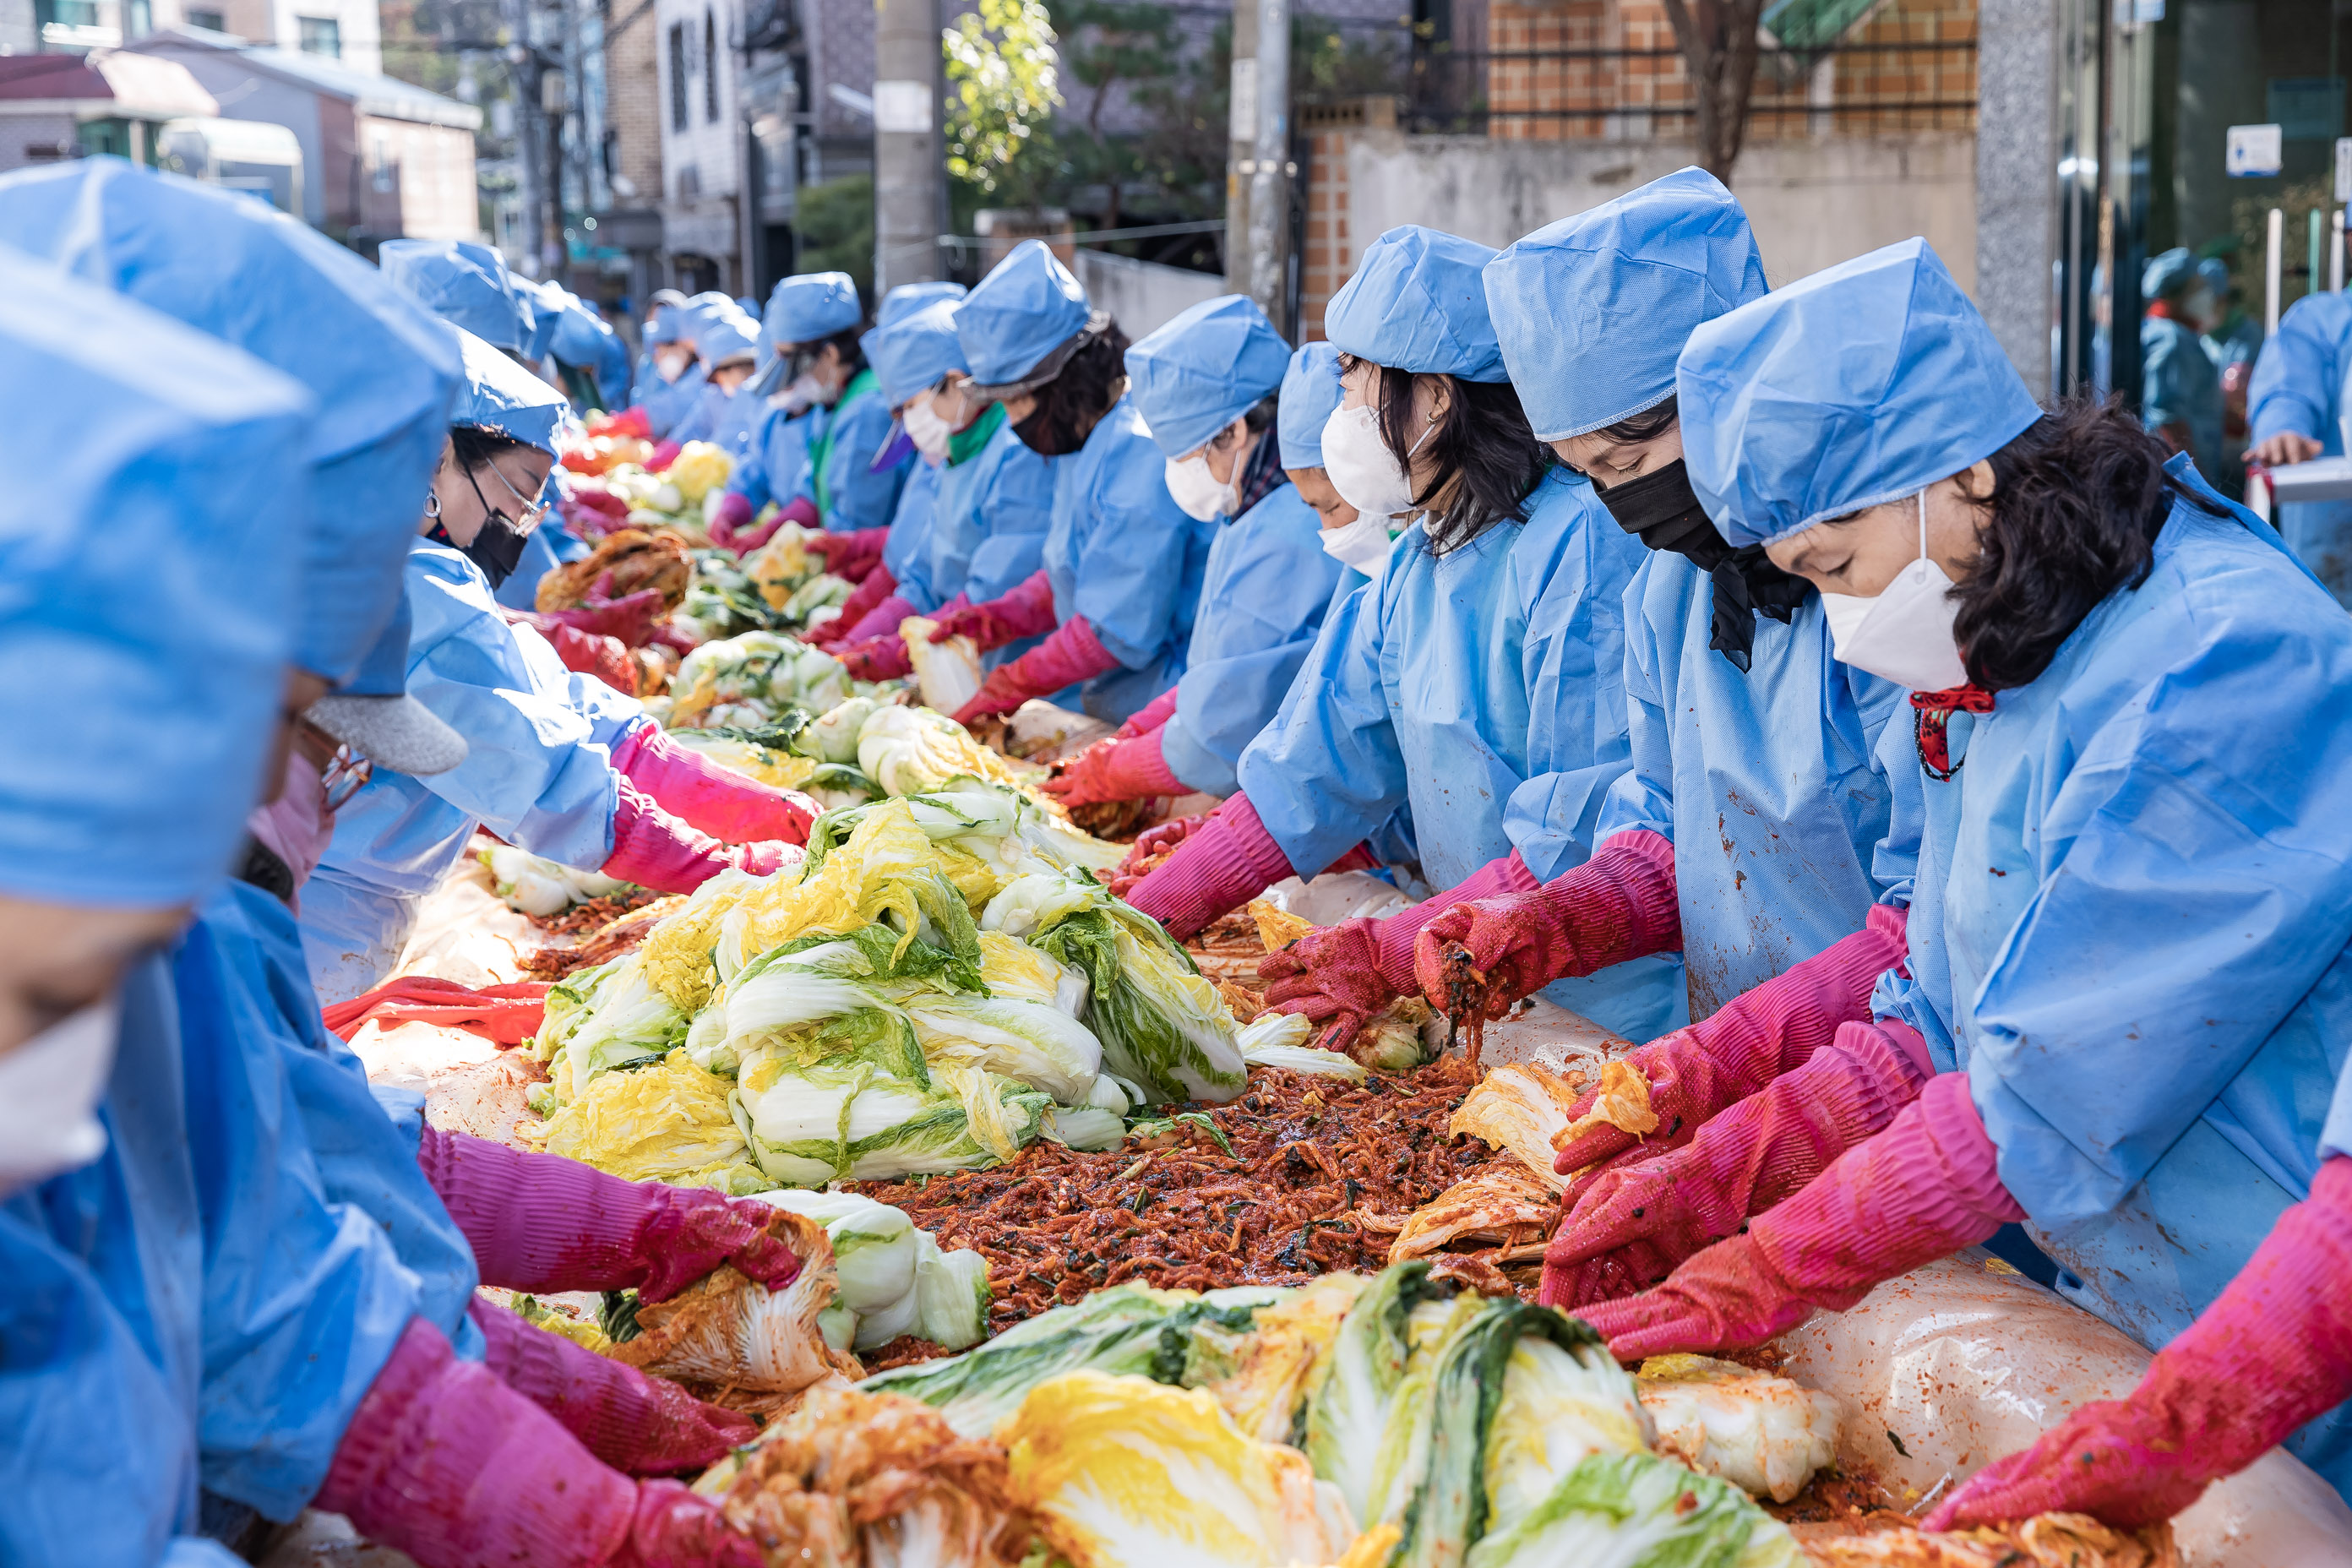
[
  {"xmin": 1011, "ymin": 403, "xmax": 1081, "ymax": 457},
  {"xmin": 1596, "ymin": 459, "xmax": 1810, "ymax": 672},
  {"xmin": 431, "ymin": 509, "xmax": 532, "ymax": 590}
]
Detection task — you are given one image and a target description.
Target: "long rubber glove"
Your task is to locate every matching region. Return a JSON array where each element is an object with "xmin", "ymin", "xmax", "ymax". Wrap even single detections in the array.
[
  {"xmin": 1576, "ymin": 1072, "xmax": 2025, "ymax": 1359},
  {"xmin": 1925, "ymin": 1156, "xmax": 2352, "ymax": 1531},
  {"xmin": 601, "ymin": 778, "xmax": 801, "ymax": 896},
  {"xmin": 810, "ymin": 565, "xmax": 901, "ymax": 647},
  {"xmin": 1540, "ymin": 1018, "xmax": 1936, "ymax": 1309},
  {"xmin": 950, "ymin": 616, "xmax": 1121, "ymax": 725},
  {"xmin": 506, "ymin": 590, "xmax": 668, "ymax": 649},
  {"xmin": 416, "ymin": 1126, "xmax": 805, "ymax": 1302},
  {"xmin": 1038, "ymin": 728, "xmax": 1185, "ymax": 807},
  {"xmin": 925, "ymin": 568, "xmax": 1060, "ymax": 654},
  {"xmin": 705, "ymin": 491, "xmax": 757, "ymax": 553},
  {"xmin": 808, "ymin": 526, "xmax": 888, "ymax": 584},
  {"xmin": 1124, "ymin": 792, "xmax": 1298, "ymax": 939},
  {"xmin": 315, "ymin": 1318, "xmax": 763, "ymax": 1568},
  {"xmin": 466, "ymin": 1299, "xmax": 756, "ymax": 1476},
  {"xmin": 610, "ymin": 721, "xmax": 815, "ymax": 846},
  {"xmin": 836, "ymin": 630, "xmax": 913, "ymax": 683},
  {"xmin": 1258, "ymin": 852, "xmax": 1542, "ymax": 1049},
  {"xmin": 1549, "ymin": 904, "xmax": 1912, "ymax": 1182},
  {"xmin": 1410, "ymin": 830, "xmax": 1683, "ymax": 1016},
  {"xmin": 1116, "ymin": 686, "xmax": 1181, "ymax": 739}
]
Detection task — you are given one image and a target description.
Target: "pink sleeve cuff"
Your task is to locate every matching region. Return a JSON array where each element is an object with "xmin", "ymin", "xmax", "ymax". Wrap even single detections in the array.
[
  {"xmin": 1118, "ymin": 686, "xmax": 1183, "ymax": 740},
  {"xmin": 1369, "ymin": 851, "xmax": 1539, "ymax": 988}
]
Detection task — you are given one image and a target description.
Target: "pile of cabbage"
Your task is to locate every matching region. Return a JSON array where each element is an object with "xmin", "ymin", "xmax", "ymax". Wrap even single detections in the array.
[
  {"xmin": 596, "ymin": 440, "xmax": 735, "ymax": 534},
  {"xmin": 650, "ymin": 629, "xmax": 862, "ymax": 732},
  {"xmin": 673, "ymin": 525, "xmax": 852, "ymax": 644},
  {"xmin": 481, "ymin": 844, "xmax": 637, "ymax": 917},
  {"xmin": 791, "ymin": 1260, "xmax": 1816, "ymax": 1568},
  {"xmin": 526, "ymin": 778, "xmax": 1247, "ymax": 1195}
]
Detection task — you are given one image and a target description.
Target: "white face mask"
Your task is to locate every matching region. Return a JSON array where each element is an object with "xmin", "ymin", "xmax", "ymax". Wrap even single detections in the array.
[
  {"xmin": 1320, "ymin": 404, "xmax": 1431, "ymax": 520},
  {"xmin": 1163, "ymin": 451, "xmax": 1239, "ymax": 521},
  {"xmin": 773, "ymin": 373, "xmax": 826, "ymax": 414},
  {"xmin": 1817, "ymin": 491, "xmax": 1970, "ymax": 692},
  {"xmin": 0, "ymin": 994, "xmax": 120, "ymax": 1197},
  {"xmin": 1319, "ymin": 513, "xmax": 1396, "ymax": 575},
  {"xmin": 904, "ymin": 397, "xmax": 955, "ymax": 465}
]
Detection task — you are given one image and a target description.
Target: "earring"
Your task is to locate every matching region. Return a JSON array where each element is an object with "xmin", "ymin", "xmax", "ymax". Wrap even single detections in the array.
[{"xmin": 424, "ymin": 488, "xmax": 442, "ymax": 520}]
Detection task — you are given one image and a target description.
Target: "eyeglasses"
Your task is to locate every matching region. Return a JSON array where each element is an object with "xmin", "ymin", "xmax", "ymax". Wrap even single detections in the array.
[
  {"xmin": 322, "ymin": 743, "xmax": 374, "ymax": 812},
  {"xmin": 469, "ymin": 458, "xmax": 553, "ymax": 531}
]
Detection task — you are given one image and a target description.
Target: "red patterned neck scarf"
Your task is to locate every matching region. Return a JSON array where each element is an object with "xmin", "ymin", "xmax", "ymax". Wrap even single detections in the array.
[{"xmin": 1911, "ymin": 684, "xmax": 1996, "ymax": 779}]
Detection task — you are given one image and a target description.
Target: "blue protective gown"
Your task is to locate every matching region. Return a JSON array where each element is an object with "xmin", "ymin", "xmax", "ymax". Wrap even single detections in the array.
[
  {"xmin": 0, "ymin": 1210, "xmax": 213, "ymax": 1565},
  {"xmin": 17, "ymin": 903, "xmax": 444, "ymax": 1523},
  {"xmin": 2248, "ymin": 291, "xmax": 2352, "ymax": 607},
  {"xmin": 926, "ymin": 411, "xmax": 1056, "ymax": 613},
  {"xmin": 728, "ymin": 401, "xmax": 819, "ymax": 515},
  {"xmin": 881, "ymin": 455, "xmax": 945, "ymax": 605},
  {"xmin": 1041, "ymin": 395, "xmax": 1211, "ymax": 722},
  {"xmin": 2142, "ymin": 313, "xmax": 2224, "ymax": 482},
  {"xmin": 1159, "ymin": 482, "xmax": 1345, "ymax": 797},
  {"xmin": 640, "ymin": 360, "xmax": 707, "ymax": 440},
  {"xmin": 794, "ymin": 373, "xmax": 910, "ymax": 533},
  {"xmin": 1238, "ymin": 467, "xmax": 1685, "ymax": 1041},
  {"xmin": 1596, "ymin": 552, "xmax": 1920, "ymax": 1021},
  {"xmin": 301, "ymin": 541, "xmax": 622, "ymax": 1001},
  {"xmin": 1869, "ymin": 457, "xmax": 2352, "ymax": 1495}
]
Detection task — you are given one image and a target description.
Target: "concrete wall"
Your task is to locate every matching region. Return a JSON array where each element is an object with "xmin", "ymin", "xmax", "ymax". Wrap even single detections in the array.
[
  {"xmin": 143, "ymin": 40, "xmax": 329, "ymax": 222},
  {"xmin": 355, "ymin": 110, "xmax": 474, "ymax": 237},
  {"xmin": 1076, "ymin": 248, "xmax": 1226, "ymax": 340},
  {"xmin": 1338, "ymin": 131, "xmax": 1978, "ymax": 296},
  {"xmin": 1973, "ymin": 0, "xmax": 2055, "ymax": 398}
]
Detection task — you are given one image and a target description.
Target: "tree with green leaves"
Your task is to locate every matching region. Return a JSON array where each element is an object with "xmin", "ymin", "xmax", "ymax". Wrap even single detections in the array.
[{"xmin": 945, "ymin": 0, "xmax": 1066, "ymax": 206}]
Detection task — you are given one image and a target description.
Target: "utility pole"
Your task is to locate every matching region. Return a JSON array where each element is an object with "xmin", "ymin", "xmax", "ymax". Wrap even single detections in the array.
[
  {"xmin": 1245, "ymin": 0, "xmax": 1289, "ymax": 334},
  {"xmin": 1224, "ymin": 0, "xmax": 1255, "ymax": 298},
  {"xmin": 503, "ymin": 0, "xmax": 542, "ymax": 275},
  {"xmin": 872, "ymin": 0, "xmax": 945, "ymax": 295}
]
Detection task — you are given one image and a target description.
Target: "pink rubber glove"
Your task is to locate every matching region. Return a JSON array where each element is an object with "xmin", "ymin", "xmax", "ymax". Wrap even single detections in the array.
[
  {"xmin": 316, "ymin": 1318, "xmax": 763, "ymax": 1568},
  {"xmin": 601, "ymin": 777, "xmax": 802, "ymax": 896},
  {"xmin": 950, "ymin": 616, "xmax": 1121, "ymax": 724},
  {"xmin": 1038, "ymin": 729, "xmax": 1185, "ymax": 806},
  {"xmin": 507, "ymin": 589, "xmax": 668, "ymax": 649},
  {"xmin": 610, "ymin": 721, "xmax": 815, "ymax": 846},
  {"xmin": 1123, "ymin": 792, "xmax": 1298, "ymax": 939},
  {"xmin": 1258, "ymin": 852, "xmax": 1541, "ymax": 1049},
  {"xmin": 831, "ymin": 589, "xmax": 916, "ymax": 648},
  {"xmin": 836, "ymin": 632, "xmax": 914, "ymax": 682},
  {"xmin": 724, "ymin": 496, "xmax": 819, "ymax": 556},
  {"xmin": 1116, "ymin": 686, "xmax": 1182, "ymax": 740},
  {"xmin": 706, "ymin": 490, "xmax": 756, "ymax": 553},
  {"xmin": 810, "ymin": 566, "xmax": 901, "ymax": 646},
  {"xmin": 1540, "ymin": 1018, "xmax": 1936, "ymax": 1309},
  {"xmin": 646, "ymin": 439, "xmax": 683, "ymax": 472},
  {"xmin": 927, "ymin": 569, "xmax": 1060, "ymax": 653},
  {"xmin": 1411, "ymin": 830, "xmax": 1681, "ymax": 1017},
  {"xmin": 417, "ymin": 1125, "xmax": 806, "ymax": 1302},
  {"xmin": 1107, "ymin": 810, "xmax": 1211, "ymax": 898},
  {"xmin": 1576, "ymin": 1071, "xmax": 2024, "ymax": 1359},
  {"xmin": 808, "ymin": 526, "xmax": 888, "ymax": 583},
  {"xmin": 467, "ymin": 1298, "xmax": 756, "ymax": 1475},
  {"xmin": 1926, "ymin": 1157, "xmax": 2352, "ymax": 1531},
  {"xmin": 1549, "ymin": 904, "xmax": 1911, "ymax": 1182}
]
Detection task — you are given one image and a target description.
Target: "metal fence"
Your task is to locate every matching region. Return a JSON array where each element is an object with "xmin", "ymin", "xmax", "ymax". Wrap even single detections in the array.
[{"xmin": 1406, "ymin": 38, "xmax": 1979, "ymax": 139}]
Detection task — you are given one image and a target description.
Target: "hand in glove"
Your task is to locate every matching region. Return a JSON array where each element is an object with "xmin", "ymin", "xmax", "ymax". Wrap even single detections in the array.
[
  {"xmin": 949, "ymin": 617, "xmax": 1120, "ymax": 725},
  {"xmin": 925, "ymin": 569, "xmax": 1059, "ymax": 654},
  {"xmin": 611, "ymin": 721, "xmax": 814, "ymax": 846},
  {"xmin": 601, "ymin": 777, "xmax": 803, "ymax": 896},
  {"xmin": 1038, "ymin": 731, "xmax": 1184, "ymax": 807},
  {"xmin": 1410, "ymin": 830, "xmax": 1680, "ymax": 1018},
  {"xmin": 468, "ymin": 1298, "xmax": 756, "ymax": 1475},
  {"xmin": 807, "ymin": 526, "xmax": 888, "ymax": 583}
]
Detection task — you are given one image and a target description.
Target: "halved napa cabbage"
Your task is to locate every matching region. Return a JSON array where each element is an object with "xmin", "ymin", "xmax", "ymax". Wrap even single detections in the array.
[
  {"xmin": 535, "ymin": 1049, "xmax": 769, "ymax": 1192},
  {"xmin": 1002, "ymin": 1371, "xmax": 1358, "ymax": 1568},
  {"xmin": 730, "ymin": 1058, "xmax": 1050, "ymax": 1186},
  {"xmin": 905, "ymin": 991, "xmax": 1103, "ymax": 1103},
  {"xmin": 1461, "ymin": 1451, "xmax": 1800, "ymax": 1568},
  {"xmin": 1635, "ymin": 1355, "xmax": 1843, "ymax": 1505}
]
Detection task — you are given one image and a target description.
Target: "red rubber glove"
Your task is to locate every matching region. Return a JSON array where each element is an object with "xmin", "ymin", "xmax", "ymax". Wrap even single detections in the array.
[
  {"xmin": 1039, "ymin": 729, "xmax": 1185, "ymax": 807},
  {"xmin": 1124, "ymin": 792, "xmax": 1298, "ymax": 939},
  {"xmin": 417, "ymin": 1125, "xmax": 806, "ymax": 1303},
  {"xmin": 807, "ymin": 525, "xmax": 888, "ymax": 584},
  {"xmin": 1925, "ymin": 1157, "xmax": 2352, "ymax": 1531},
  {"xmin": 610, "ymin": 721, "xmax": 815, "ymax": 846},
  {"xmin": 646, "ymin": 439, "xmax": 683, "ymax": 472},
  {"xmin": 601, "ymin": 777, "xmax": 803, "ymax": 896},
  {"xmin": 317, "ymin": 1318, "xmax": 763, "ymax": 1568},
  {"xmin": 809, "ymin": 565, "xmax": 901, "ymax": 647},
  {"xmin": 467, "ymin": 1298, "xmax": 756, "ymax": 1475},
  {"xmin": 1116, "ymin": 686, "xmax": 1181, "ymax": 740},
  {"xmin": 1540, "ymin": 1018, "xmax": 1935, "ymax": 1309},
  {"xmin": 950, "ymin": 617, "xmax": 1121, "ymax": 725},
  {"xmin": 1411, "ymin": 830, "xmax": 1681, "ymax": 1016},
  {"xmin": 1550, "ymin": 904, "xmax": 1911, "ymax": 1183},
  {"xmin": 508, "ymin": 589, "xmax": 668, "ymax": 650},
  {"xmin": 705, "ymin": 490, "xmax": 757, "ymax": 553},
  {"xmin": 1107, "ymin": 810, "xmax": 1211, "ymax": 897},
  {"xmin": 725, "ymin": 496, "xmax": 819, "ymax": 557},
  {"xmin": 832, "ymin": 590, "xmax": 917, "ymax": 649},
  {"xmin": 1576, "ymin": 1072, "xmax": 2023, "ymax": 1359},
  {"xmin": 927, "ymin": 569, "xmax": 1060, "ymax": 653},
  {"xmin": 836, "ymin": 631, "xmax": 914, "ymax": 682},
  {"xmin": 1258, "ymin": 852, "xmax": 1540, "ymax": 1049}
]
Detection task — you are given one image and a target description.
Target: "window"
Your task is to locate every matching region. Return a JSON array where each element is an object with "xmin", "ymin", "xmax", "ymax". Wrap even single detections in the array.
[
  {"xmin": 703, "ymin": 8, "xmax": 718, "ymax": 122},
  {"xmin": 667, "ymin": 20, "xmax": 688, "ymax": 131},
  {"xmin": 126, "ymin": 0, "xmax": 150, "ymax": 34},
  {"xmin": 371, "ymin": 132, "xmax": 395, "ymax": 192},
  {"xmin": 35, "ymin": 0, "xmax": 101, "ymax": 29},
  {"xmin": 297, "ymin": 14, "xmax": 340, "ymax": 55},
  {"xmin": 184, "ymin": 6, "xmax": 224, "ymax": 27}
]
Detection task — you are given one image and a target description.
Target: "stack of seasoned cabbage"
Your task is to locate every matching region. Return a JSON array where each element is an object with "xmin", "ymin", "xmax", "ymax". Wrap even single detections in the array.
[
  {"xmin": 525, "ymin": 778, "xmax": 1247, "ymax": 1196},
  {"xmin": 729, "ymin": 1260, "xmax": 1821, "ymax": 1568}
]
